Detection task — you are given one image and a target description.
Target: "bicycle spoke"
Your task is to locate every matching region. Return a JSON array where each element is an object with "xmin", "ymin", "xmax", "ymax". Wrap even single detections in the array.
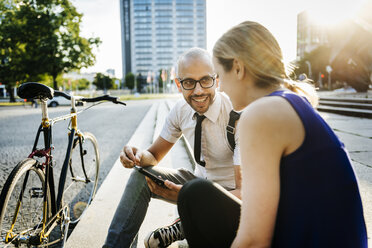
[{"xmin": 0, "ymin": 160, "xmax": 48, "ymax": 247}]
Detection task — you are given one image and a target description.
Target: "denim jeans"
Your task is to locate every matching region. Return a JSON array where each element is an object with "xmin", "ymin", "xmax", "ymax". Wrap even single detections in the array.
[{"xmin": 103, "ymin": 166, "xmax": 196, "ymax": 248}]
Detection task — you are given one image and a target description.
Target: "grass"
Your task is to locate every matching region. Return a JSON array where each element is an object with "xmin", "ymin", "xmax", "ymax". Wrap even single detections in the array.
[
  {"xmin": 118, "ymin": 93, "xmax": 181, "ymax": 101},
  {"xmin": 0, "ymin": 101, "xmax": 26, "ymax": 106}
]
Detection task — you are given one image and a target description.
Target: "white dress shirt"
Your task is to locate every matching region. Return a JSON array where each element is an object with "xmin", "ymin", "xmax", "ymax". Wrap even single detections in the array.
[{"xmin": 160, "ymin": 91, "xmax": 240, "ymax": 189}]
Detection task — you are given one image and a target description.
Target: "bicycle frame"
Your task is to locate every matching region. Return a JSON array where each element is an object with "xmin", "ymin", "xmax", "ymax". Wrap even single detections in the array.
[
  {"xmin": 12, "ymin": 96, "xmax": 85, "ymax": 243},
  {"xmin": 4, "ymin": 82, "xmax": 125, "ymax": 246}
]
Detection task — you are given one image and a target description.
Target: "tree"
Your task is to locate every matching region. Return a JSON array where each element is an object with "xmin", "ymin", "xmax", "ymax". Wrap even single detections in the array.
[
  {"xmin": 136, "ymin": 73, "xmax": 146, "ymax": 93},
  {"xmin": 125, "ymin": 72, "xmax": 135, "ymax": 90},
  {"xmin": 0, "ymin": 0, "xmax": 101, "ymax": 100},
  {"xmin": 93, "ymin": 73, "xmax": 114, "ymax": 91},
  {"xmin": 0, "ymin": 1, "xmax": 27, "ymax": 101},
  {"xmin": 158, "ymin": 69, "xmax": 164, "ymax": 89},
  {"xmin": 292, "ymin": 46, "xmax": 331, "ymax": 89},
  {"xmin": 330, "ymin": 22, "xmax": 372, "ymax": 92},
  {"xmin": 293, "ymin": 20, "xmax": 372, "ymax": 92},
  {"xmin": 77, "ymin": 78, "xmax": 91, "ymax": 90}
]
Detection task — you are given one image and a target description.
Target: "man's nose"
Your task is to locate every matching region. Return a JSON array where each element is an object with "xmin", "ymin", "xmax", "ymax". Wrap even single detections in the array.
[{"xmin": 193, "ymin": 82, "xmax": 204, "ymax": 94}]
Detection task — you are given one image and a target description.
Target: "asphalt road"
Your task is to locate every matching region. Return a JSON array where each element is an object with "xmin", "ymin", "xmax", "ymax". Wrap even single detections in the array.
[{"xmin": 0, "ymin": 99, "xmax": 155, "ymax": 192}]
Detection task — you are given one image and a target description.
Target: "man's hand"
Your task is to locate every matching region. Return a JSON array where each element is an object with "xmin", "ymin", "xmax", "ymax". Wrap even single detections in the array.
[
  {"xmin": 146, "ymin": 178, "xmax": 182, "ymax": 202},
  {"xmin": 120, "ymin": 146, "xmax": 142, "ymax": 168}
]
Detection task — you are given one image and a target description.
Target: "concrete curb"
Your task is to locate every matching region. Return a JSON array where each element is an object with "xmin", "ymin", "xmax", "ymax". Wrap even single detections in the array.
[
  {"xmin": 66, "ymin": 102, "xmax": 159, "ymax": 247},
  {"xmin": 66, "ymin": 99, "xmax": 193, "ymax": 248}
]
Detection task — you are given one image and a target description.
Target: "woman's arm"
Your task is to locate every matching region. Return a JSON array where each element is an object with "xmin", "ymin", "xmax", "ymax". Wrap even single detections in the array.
[{"xmin": 231, "ymin": 96, "xmax": 304, "ymax": 247}]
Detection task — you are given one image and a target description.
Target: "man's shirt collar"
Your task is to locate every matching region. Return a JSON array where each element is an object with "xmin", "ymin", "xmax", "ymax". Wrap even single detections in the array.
[{"xmin": 193, "ymin": 91, "xmax": 221, "ymax": 123}]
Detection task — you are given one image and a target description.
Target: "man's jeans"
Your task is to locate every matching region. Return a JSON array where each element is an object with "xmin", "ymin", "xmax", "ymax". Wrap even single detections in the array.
[{"xmin": 103, "ymin": 166, "xmax": 196, "ymax": 248}]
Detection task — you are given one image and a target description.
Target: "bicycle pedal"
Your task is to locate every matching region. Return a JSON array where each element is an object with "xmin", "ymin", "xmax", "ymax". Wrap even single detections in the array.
[{"xmin": 30, "ymin": 187, "xmax": 43, "ymax": 198}]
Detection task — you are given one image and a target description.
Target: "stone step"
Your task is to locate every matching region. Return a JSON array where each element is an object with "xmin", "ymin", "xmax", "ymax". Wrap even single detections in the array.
[
  {"xmin": 319, "ymin": 100, "xmax": 372, "ymax": 110},
  {"xmin": 317, "ymin": 105, "xmax": 372, "ymax": 119},
  {"xmin": 320, "ymin": 97, "xmax": 372, "ymax": 104}
]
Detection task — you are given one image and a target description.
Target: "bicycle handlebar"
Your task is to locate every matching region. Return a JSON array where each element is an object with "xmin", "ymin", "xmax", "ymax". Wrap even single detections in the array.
[{"xmin": 54, "ymin": 91, "xmax": 126, "ymax": 106}]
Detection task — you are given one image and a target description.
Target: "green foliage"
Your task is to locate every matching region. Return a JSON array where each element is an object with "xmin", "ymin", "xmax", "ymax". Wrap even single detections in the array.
[
  {"xmin": 0, "ymin": 0, "xmax": 101, "ymax": 96},
  {"xmin": 292, "ymin": 46, "xmax": 331, "ymax": 87},
  {"xmin": 136, "ymin": 73, "xmax": 146, "ymax": 93},
  {"xmin": 77, "ymin": 78, "xmax": 90, "ymax": 90},
  {"xmin": 125, "ymin": 72, "xmax": 135, "ymax": 90},
  {"xmin": 158, "ymin": 69, "xmax": 163, "ymax": 88},
  {"xmin": 93, "ymin": 73, "xmax": 114, "ymax": 90}
]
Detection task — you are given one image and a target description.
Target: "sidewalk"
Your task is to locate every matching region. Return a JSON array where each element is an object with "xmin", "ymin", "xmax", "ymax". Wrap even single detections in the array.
[
  {"xmin": 66, "ymin": 99, "xmax": 193, "ymax": 248},
  {"xmin": 66, "ymin": 97, "xmax": 372, "ymax": 247}
]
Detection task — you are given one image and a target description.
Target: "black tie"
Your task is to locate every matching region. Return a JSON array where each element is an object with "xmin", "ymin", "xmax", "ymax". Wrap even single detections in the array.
[{"xmin": 194, "ymin": 114, "xmax": 206, "ymax": 167}]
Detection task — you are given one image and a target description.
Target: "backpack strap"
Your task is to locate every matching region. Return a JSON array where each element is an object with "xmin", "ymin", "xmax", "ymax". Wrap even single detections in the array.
[{"xmin": 227, "ymin": 110, "xmax": 241, "ymax": 151}]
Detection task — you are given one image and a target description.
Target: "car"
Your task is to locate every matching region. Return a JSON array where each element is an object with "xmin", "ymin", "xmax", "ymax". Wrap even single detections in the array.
[{"xmin": 47, "ymin": 96, "xmax": 85, "ymax": 107}]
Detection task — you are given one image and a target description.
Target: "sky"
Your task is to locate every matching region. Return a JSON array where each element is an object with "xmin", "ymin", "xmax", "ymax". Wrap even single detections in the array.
[{"xmin": 72, "ymin": 0, "xmax": 365, "ymax": 79}]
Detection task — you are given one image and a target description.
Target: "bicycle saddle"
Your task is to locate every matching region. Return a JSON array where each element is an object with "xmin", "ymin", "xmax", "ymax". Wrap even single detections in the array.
[{"xmin": 17, "ymin": 82, "xmax": 54, "ymax": 100}]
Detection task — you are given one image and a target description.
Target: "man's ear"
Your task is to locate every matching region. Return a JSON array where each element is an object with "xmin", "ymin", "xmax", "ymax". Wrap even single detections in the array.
[
  {"xmin": 215, "ymin": 76, "xmax": 219, "ymax": 88},
  {"xmin": 175, "ymin": 78, "xmax": 182, "ymax": 93},
  {"xmin": 233, "ymin": 59, "xmax": 245, "ymax": 80}
]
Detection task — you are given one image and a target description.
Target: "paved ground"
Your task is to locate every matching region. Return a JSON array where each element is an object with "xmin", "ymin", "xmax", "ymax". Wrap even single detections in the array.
[
  {"xmin": 320, "ymin": 111, "xmax": 372, "ymax": 245},
  {"xmin": 67, "ymin": 96, "xmax": 372, "ymax": 247}
]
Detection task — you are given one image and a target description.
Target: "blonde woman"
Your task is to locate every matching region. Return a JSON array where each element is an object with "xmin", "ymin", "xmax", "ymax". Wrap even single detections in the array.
[{"xmin": 175, "ymin": 21, "xmax": 367, "ymax": 247}]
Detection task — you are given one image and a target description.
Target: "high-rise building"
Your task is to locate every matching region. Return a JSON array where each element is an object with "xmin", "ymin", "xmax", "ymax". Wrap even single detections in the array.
[
  {"xmin": 120, "ymin": 0, "xmax": 206, "ymax": 79},
  {"xmin": 297, "ymin": 10, "xmax": 329, "ymax": 59}
]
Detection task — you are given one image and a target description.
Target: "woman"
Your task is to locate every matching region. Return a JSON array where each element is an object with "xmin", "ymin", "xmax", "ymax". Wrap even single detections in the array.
[{"xmin": 176, "ymin": 21, "xmax": 367, "ymax": 247}]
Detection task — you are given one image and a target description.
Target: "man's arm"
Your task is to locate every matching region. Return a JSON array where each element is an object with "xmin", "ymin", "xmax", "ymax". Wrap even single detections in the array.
[
  {"xmin": 120, "ymin": 136, "xmax": 174, "ymax": 168},
  {"xmin": 146, "ymin": 136, "xmax": 174, "ymax": 165}
]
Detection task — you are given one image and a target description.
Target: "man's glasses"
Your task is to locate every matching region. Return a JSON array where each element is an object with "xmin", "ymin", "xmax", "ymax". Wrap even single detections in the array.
[{"xmin": 178, "ymin": 75, "xmax": 217, "ymax": 90}]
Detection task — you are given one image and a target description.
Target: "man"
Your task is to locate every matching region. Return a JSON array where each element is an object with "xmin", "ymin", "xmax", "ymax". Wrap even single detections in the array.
[{"xmin": 103, "ymin": 47, "xmax": 241, "ymax": 248}]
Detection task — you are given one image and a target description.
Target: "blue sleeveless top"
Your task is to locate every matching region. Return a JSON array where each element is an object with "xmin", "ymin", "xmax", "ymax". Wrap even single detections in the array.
[{"xmin": 268, "ymin": 91, "xmax": 367, "ymax": 248}]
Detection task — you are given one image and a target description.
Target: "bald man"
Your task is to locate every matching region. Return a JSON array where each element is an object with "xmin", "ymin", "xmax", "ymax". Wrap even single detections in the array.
[{"xmin": 103, "ymin": 47, "xmax": 241, "ymax": 248}]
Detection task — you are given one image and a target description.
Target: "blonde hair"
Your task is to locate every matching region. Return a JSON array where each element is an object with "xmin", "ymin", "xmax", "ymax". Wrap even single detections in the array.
[{"xmin": 213, "ymin": 21, "xmax": 318, "ymax": 106}]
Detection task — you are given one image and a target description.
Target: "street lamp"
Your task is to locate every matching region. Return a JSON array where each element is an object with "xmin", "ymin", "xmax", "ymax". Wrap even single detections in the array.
[
  {"xmin": 305, "ymin": 60, "xmax": 312, "ymax": 79},
  {"xmin": 326, "ymin": 65, "xmax": 333, "ymax": 90}
]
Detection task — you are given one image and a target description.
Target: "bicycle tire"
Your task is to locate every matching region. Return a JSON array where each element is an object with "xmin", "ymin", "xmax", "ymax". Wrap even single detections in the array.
[
  {"xmin": 62, "ymin": 132, "xmax": 100, "ymax": 224},
  {"xmin": 0, "ymin": 158, "xmax": 51, "ymax": 247}
]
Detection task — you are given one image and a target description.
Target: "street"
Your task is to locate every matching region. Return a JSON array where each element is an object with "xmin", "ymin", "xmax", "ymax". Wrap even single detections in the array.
[{"xmin": 0, "ymin": 100, "xmax": 154, "ymax": 192}]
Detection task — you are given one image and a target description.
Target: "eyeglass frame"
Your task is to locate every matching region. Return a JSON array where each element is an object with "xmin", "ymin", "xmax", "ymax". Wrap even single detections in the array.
[{"xmin": 177, "ymin": 74, "xmax": 217, "ymax": 90}]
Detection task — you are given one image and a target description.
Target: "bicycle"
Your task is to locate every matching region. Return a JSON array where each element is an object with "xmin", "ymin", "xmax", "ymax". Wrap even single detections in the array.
[{"xmin": 0, "ymin": 82, "xmax": 126, "ymax": 247}]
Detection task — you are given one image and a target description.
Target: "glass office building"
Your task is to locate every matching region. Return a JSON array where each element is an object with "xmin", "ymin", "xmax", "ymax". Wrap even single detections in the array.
[{"xmin": 120, "ymin": 0, "xmax": 207, "ymax": 78}]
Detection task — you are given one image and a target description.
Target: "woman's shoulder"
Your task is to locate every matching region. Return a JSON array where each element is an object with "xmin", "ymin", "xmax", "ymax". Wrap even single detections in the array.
[
  {"xmin": 239, "ymin": 95, "xmax": 304, "ymax": 155},
  {"xmin": 241, "ymin": 95, "xmax": 291, "ymax": 122},
  {"xmin": 240, "ymin": 95, "xmax": 301, "ymax": 135}
]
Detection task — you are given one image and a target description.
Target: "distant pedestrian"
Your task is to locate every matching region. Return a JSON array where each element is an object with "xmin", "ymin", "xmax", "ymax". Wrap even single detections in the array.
[
  {"xmin": 32, "ymin": 99, "xmax": 38, "ymax": 108},
  {"xmin": 177, "ymin": 21, "xmax": 367, "ymax": 248},
  {"xmin": 298, "ymin": 73, "xmax": 307, "ymax": 81}
]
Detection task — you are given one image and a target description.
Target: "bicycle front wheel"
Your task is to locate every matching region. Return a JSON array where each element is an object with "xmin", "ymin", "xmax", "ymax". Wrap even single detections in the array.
[
  {"xmin": 0, "ymin": 158, "xmax": 49, "ymax": 247},
  {"xmin": 63, "ymin": 132, "xmax": 100, "ymax": 224}
]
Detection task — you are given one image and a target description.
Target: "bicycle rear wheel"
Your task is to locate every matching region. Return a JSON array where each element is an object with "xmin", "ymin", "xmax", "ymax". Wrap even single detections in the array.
[
  {"xmin": 0, "ymin": 158, "xmax": 49, "ymax": 247},
  {"xmin": 63, "ymin": 132, "xmax": 99, "ymax": 224}
]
